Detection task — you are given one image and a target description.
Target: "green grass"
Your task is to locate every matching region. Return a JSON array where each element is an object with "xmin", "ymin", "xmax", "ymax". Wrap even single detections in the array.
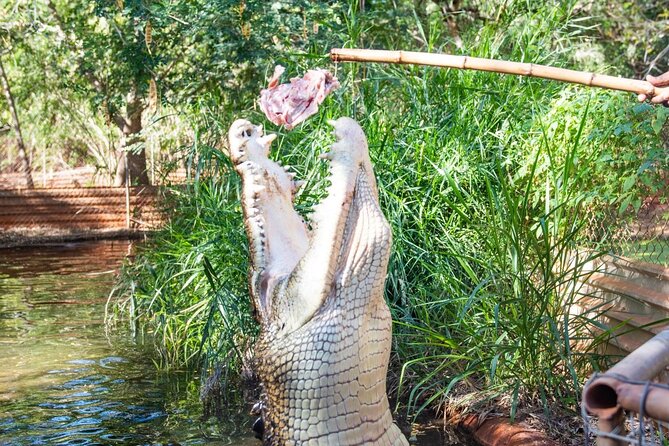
[{"xmin": 111, "ymin": 0, "xmax": 669, "ymax": 424}]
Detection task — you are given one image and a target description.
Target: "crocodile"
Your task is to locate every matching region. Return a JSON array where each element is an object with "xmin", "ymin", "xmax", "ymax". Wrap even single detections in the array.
[{"xmin": 228, "ymin": 117, "xmax": 409, "ymax": 446}]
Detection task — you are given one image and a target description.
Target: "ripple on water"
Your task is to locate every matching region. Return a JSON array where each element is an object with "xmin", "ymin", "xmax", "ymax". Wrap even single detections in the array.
[
  {"xmin": 67, "ymin": 399, "xmax": 102, "ymax": 408},
  {"xmin": 66, "ymin": 391, "xmax": 92, "ymax": 398},
  {"xmin": 97, "ymin": 409, "xmax": 122, "ymax": 420},
  {"xmin": 38, "ymin": 401, "xmax": 71, "ymax": 410},
  {"xmin": 99, "ymin": 433, "xmax": 137, "ymax": 442},
  {"xmin": 129, "ymin": 410, "xmax": 166, "ymax": 423},
  {"xmin": 0, "ymin": 241, "xmax": 261, "ymax": 446},
  {"xmin": 99, "ymin": 357, "xmax": 126, "ymax": 369},
  {"xmin": 73, "ymin": 406, "xmax": 103, "ymax": 415},
  {"xmin": 47, "ymin": 416, "xmax": 73, "ymax": 424},
  {"xmin": 59, "ymin": 374, "xmax": 108, "ymax": 389},
  {"xmin": 67, "ymin": 360, "xmax": 96, "ymax": 366},
  {"xmin": 48, "ymin": 434, "xmax": 103, "ymax": 445}
]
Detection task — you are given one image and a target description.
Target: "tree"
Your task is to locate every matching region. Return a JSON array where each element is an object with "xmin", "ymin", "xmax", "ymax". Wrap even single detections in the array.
[
  {"xmin": 0, "ymin": 54, "xmax": 33, "ymax": 188},
  {"xmin": 3, "ymin": 0, "xmax": 146, "ymax": 183},
  {"xmin": 44, "ymin": 0, "xmax": 329, "ymax": 185},
  {"xmin": 1, "ymin": 2, "xmax": 35, "ymax": 188},
  {"xmin": 45, "ymin": 0, "xmax": 155, "ymax": 186},
  {"xmin": 3, "ymin": 0, "xmax": 343, "ymax": 186}
]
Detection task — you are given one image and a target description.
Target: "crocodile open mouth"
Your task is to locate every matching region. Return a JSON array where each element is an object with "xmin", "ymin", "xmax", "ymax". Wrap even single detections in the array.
[{"xmin": 228, "ymin": 117, "xmax": 381, "ymax": 335}]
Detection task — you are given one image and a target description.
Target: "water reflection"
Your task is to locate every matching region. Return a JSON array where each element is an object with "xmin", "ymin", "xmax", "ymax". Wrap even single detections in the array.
[{"xmin": 0, "ymin": 240, "xmax": 257, "ymax": 446}]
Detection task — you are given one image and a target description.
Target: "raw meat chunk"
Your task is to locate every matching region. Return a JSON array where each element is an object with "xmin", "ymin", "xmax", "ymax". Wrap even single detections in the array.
[{"xmin": 259, "ymin": 65, "xmax": 339, "ymax": 130}]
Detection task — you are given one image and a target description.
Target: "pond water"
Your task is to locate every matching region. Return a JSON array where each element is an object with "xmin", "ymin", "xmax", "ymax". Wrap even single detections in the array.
[
  {"xmin": 0, "ymin": 240, "xmax": 257, "ymax": 446},
  {"xmin": 0, "ymin": 240, "xmax": 453, "ymax": 446}
]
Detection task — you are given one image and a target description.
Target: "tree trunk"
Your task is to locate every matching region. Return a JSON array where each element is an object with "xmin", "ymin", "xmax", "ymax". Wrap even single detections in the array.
[
  {"xmin": 113, "ymin": 87, "xmax": 149, "ymax": 186},
  {"xmin": 0, "ymin": 56, "xmax": 34, "ymax": 189}
]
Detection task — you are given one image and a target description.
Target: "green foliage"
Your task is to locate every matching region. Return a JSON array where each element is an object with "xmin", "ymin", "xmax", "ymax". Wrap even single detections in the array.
[
  {"xmin": 111, "ymin": 156, "xmax": 254, "ymax": 368},
  {"xmin": 120, "ymin": 1, "xmax": 667, "ymax": 421},
  {"xmin": 1, "ymin": 0, "xmax": 343, "ymax": 176},
  {"xmin": 574, "ymin": 0, "xmax": 669, "ymax": 76},
  {"xmin": 7, "ymin": 0, "xmax": 666, "ymax": 423}
]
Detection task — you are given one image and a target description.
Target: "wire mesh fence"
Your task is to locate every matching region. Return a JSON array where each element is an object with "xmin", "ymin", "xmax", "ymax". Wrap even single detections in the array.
[
  {"xmin": 584, "ymin": 195, "xmax": 669, "ymax": 267},
  {"xmin": 580, "ymin": 186, "xmax": 669, "ymax": 445},
  {"xmin": 583, "ymin": 410, "xmax": 669, "ymax": 446}
]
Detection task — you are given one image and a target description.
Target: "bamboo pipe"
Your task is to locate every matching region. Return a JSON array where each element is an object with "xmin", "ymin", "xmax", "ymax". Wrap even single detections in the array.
[
  {"xmin": 585, "ymin": 378, "xmax": 669, "ymax": 423},
  {"xmin": 330, "ymin": 48, "xmax": 669, "ymax": 98},
  {"xmin": 583, "ymin": 329, "xmax": 669, "ymax": 421}
]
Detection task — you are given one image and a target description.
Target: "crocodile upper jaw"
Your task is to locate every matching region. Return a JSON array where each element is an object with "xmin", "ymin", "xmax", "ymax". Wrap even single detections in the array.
[{"xmin": 229, "ymin": 118, "xmax": 379, "ymax": 336}]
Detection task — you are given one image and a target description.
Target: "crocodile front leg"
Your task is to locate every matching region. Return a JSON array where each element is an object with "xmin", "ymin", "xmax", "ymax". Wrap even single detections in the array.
[{"xmin": 228, "ymin": 118, "xmax": 408, "ymax": 446}]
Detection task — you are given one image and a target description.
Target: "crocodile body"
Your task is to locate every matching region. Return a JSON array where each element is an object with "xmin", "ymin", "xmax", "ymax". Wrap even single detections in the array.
[{"xmin": 228, "ymin": 118, "xmax": 408, "ymax": 446}]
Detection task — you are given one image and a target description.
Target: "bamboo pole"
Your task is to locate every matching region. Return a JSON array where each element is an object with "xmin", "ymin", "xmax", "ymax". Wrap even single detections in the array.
[{"xmin": 330, "ymin": 48, "xmax": 669, "ymax": 98}]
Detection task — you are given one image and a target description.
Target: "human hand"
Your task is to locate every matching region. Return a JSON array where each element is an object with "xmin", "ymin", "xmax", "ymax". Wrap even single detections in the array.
[{"xmin": 638, "ymin": 71, "xmax": 669, "ymax": 105}]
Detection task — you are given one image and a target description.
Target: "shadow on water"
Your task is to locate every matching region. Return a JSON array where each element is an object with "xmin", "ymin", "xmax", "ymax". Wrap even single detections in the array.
[{"xmin": 0, "ymin": 240, "xmax": 460, "ymax": 445}]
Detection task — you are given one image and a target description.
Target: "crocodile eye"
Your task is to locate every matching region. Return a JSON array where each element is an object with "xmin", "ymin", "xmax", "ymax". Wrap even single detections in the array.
[{"xmin": 237, "ymin": 126, "xmax": 252, "ymax": 138}]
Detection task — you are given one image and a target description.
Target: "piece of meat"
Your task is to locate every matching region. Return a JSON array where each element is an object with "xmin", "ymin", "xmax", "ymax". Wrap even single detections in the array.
[{"xmin": 258, "ymin": 65, "xmax": 340, "ymax": 130}]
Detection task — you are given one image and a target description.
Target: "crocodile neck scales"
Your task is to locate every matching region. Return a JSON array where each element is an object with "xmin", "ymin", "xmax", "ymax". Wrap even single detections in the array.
[{"xmin": 228, "ymin": 117, "xmax": 408, "ymax": 446}]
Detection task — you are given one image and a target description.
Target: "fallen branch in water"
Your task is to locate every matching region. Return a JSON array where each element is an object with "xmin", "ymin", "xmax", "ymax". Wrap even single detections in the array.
[{"xmin": 330, "ymin": 48, "xmax": 669, "ymax": 99}]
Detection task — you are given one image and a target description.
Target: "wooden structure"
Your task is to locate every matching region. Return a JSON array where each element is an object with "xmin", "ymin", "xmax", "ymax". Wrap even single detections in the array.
[
  {"xmin": 580, "ymin": 256, "xmax": 669, "ymax": 445},
  {"xmin": 0, "ymin": 186, "xmax": 163, "ymax": 244},
  {"xmin": 585, "ymin": 256, "xmax": 669, "ymax": 358}
]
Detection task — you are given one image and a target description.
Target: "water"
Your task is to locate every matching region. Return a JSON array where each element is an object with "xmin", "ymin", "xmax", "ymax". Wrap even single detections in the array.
[
  {"xmin": 0, "ymin": 240, "xmax": 454, "ymax": 446},
  {"xmin": 0, "ymin": 240, "xmax": 257, "ymax": 446}
]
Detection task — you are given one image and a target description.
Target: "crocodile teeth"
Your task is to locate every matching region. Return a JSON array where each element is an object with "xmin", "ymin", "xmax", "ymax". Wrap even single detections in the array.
[{"xmin": 259, "ymin": 133, "xmax": 276, "ymax": 147}]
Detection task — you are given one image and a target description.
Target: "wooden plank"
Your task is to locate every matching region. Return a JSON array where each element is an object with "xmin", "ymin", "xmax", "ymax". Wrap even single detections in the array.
[
  {"xmin": 589, "ymin": 273, "xmax": 669, "ymax": 312},
  {"xmin": 0, "ymin": 186, "xmax": 164, "ymax": 233}
]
